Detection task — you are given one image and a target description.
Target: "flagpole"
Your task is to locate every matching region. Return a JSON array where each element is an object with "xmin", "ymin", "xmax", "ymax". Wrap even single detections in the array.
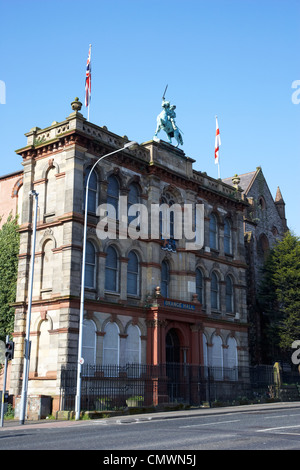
[
  {"xmin": 88, "ymin": 44, "xmax": 91, "ymax": 122},
  {"xmin": 215, "ymin": 115, "xmax": 221, "ymax": 179}
]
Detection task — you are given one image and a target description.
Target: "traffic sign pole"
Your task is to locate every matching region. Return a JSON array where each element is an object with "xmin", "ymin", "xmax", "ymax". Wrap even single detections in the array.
[{"xmin": 0, "ymin": 335, "xmax": 9, "ymax": 427}]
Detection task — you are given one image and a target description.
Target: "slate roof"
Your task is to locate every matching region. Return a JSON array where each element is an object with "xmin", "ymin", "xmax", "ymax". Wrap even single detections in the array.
[{"xmin": 222, "ymin": 170, "xmax": 258, "ymax": 195}]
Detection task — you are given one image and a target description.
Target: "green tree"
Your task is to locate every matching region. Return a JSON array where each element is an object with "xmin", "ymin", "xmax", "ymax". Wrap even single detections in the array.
[
  {"xmin": 259, "ymin": 231, "xmax": 300, "ymax": 361},
  {"xmin": 0, "ymin": 215, "xmax": 20, "ymax": 341}
]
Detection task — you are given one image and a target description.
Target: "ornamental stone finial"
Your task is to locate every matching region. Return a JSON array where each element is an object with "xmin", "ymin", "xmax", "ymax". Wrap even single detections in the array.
[
  {"xmin": 232, "ymin": 174, "xmax": 240, "ymax": 189},
  {"xmin": 71, "ymin": 97, "xmax": 82, "ymax": 112}
]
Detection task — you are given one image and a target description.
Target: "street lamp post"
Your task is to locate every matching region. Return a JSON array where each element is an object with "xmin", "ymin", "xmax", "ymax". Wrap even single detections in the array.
[
  {"xmin": 75, "ymin": 141, "xmax": 138, "ymax": 420},
  {"xmin": 19, "ymin": 190, "xmax": 39, "ymax": 425}
]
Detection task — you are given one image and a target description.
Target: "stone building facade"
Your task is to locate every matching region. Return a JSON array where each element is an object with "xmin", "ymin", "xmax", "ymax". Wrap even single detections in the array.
[
  {"xmin": 223, "ymin": 169, "xmax": 288, "ymax": 363},
  {"xmin": 7, "ymin": 101, "xmax": 252, "ymax": 411}
]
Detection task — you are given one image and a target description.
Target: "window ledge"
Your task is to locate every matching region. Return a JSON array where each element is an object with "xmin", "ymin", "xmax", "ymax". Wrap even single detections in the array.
[
  {"xmin": 211, "ymin": 309, "xmax": 221, "ymax": 314},
  {"xmin": 226, "ymin": 313, "xmax": 236, "ymax": 320}
]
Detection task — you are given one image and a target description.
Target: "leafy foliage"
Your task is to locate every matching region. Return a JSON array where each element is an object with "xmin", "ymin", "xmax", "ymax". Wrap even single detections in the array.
[
  {"xmin": 258, "ymin": 231, "xmax": 300, "ymax": 360},
  {"xmin": 0, "ymin": 215, "xmax": 20, "ymax": 341}
]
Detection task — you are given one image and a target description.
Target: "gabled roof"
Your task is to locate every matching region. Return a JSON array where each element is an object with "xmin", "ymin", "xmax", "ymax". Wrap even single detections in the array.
[
  {"xmin": 222, "ymin": 168, "xmax": 259, "ymax": 195},
  {"xmin": 223, "ymin": 167, "xmax": 285, "ymax": 210}
]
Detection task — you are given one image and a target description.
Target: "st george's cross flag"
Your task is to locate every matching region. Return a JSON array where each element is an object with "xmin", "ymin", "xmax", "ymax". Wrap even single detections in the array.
[
  {"xmin": 215, "ymin": 116, "xmax": 221, "ymax": 165},
  {"xmin": 85, "ymin": 45, "xmax": 91, "ymax": 108}
]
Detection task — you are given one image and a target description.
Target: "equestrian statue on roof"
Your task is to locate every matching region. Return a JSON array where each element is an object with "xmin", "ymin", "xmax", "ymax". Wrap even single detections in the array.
[{"xmin": 153, "ymin": 85, "xmax": 183, "ymax": 148}]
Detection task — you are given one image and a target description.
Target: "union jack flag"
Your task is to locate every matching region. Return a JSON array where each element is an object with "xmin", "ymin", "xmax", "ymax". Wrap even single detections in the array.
[{"xmin": 85, "ymin": 45, "xmax": 91, "ymax": 107}]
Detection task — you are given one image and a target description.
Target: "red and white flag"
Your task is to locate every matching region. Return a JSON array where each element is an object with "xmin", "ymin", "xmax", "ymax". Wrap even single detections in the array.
[
  {"xmin": 85, "ymin": 44, "xmax": 91, "ymax": 108},
  {"xmin": 215, "ymin": 116, "xmax": 221, "ymax": 165}
]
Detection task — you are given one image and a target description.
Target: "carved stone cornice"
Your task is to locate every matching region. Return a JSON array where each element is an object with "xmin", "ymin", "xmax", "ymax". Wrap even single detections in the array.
[{"xmin": 145, "ymin": 318, "xmax": 168, "ymax": 328}]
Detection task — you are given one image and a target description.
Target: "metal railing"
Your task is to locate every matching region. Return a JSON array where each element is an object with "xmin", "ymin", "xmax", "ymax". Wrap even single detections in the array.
[{"xmin": 59, "ymin": 362, "xmax": 299, "ymax": 412}]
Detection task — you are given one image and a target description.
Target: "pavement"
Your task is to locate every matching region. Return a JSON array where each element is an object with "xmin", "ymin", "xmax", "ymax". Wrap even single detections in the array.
[{"xmin": 1, "ymin": 401, "xmax": 300, "ymax": 431}]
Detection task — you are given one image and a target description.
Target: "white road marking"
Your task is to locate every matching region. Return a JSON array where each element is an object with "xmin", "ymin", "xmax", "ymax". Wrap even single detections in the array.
[
  {"xmin": 263, "ymin": 414, "xmax": 290, "ymax": 419},
  {"xmin": 257, "ymin": 424, "xmax": 300, "ymax": 432},
  {"xmin": 180, "ymin": 419, "xmax": 240, "ymax": 428}
]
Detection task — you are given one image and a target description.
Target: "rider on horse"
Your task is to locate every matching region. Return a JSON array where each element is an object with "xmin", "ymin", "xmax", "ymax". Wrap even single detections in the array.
[{"xmin": 153, "ymin": 98, "xmax": 183, "ymax": 148}]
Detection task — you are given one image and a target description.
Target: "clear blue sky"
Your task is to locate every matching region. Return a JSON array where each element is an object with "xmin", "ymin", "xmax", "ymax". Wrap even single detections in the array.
[{"xmin": 1, "ymin": 0, "xmax": 299, "ymax": 235}]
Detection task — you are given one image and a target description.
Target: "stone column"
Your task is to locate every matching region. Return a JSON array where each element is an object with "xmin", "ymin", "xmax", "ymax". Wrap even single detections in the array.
[{"xmin": 190, "ymin": 323, "xmax": 203, "ymax": 365}]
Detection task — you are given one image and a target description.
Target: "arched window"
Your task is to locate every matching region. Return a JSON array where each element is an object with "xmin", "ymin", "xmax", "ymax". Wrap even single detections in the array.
[
  {"xmin": 202, "ymin": 334, "xmax": 208, "ymax": 368},
  {"xmin": 128, "ymin": 183, "xmax": 140, "ymax": 226},
  {"xmin": 211, "ymin": 272, "xmax": 219, "ymax": 310},
  {"xmin": 37, "ymin": 319, "xmax": 52, "ymax": 377},
  {"xmin": 160, "ymin": 193, "xmax": 177, "ymax": 240},
  {"xmin": 226, "ymin": 336, "xmax": 238, "ymax": 380},
  {"xmin": 225, "ymin": 275, "xmax": 234, "ymax": 313},
  {"xmin": 196, "ymin": 268, "xmax": 204, "ymax": 304},
  {"xmin": 227, "ymin": 337, "xmax": 238, "ymax": 367},
  {"xmin": 125, "ymin": 324, "xmax": 141, "ymax": 365},
  {"xmin": 17, "ymin": 184, "xmax": 23, "ymax": 224},
  {"xmin": 258, "ymin": 233, "xmax": 269, "ymax": 260},
  {"xmin": 82, "ymin": 319, "xmax": 96, "ymax": 365},
  {"xmin": 258, "ymin": 196, "xmax": 266, "ymax": 210},
  {"xmin": 45, "ymin": 167, "xmax": 56, "ymax": 217},
  {"xmin": 127, "ymin": 251, "xmax": 140, "ymax": 296},
  {"xmin": 85, "ymin": 241, "xmax": 96, "ymax": 289},
  {"xmin": 41, "ymin": 239, "xmax": 53, "ymax": 291},
  {"xmin": 224, "ymin": 218, "xmax": 232, "ymax": 254},
  {"xmin": 209, "ymin": 213, "xmax": 218, "ymax": 250},
  {"xmin": 161, "ymin": 260, "xmax": 170, "ymax": 298},
  {"xmin": 169, "ymin": 199, "xmax": 175, "ymax": 239},
  {"xmin": 211, "ymin": 334, "xmax": 223, "ymax": 380},
  {"xmin": 103, "ymin": 322, "xmax": 120, "ymax": 367},
  {"xmin": 84, "ymin": 166, "xmax": 97, "ymax": 214},
  {"xmin": 128, "ymin": 182, "xmax": 140, "ymax": 206},
  {"xmin": 107, "ymin": 175, "xmax": 119, "ymax": 219},
  {"xmin": 105, "ymin": 246, "xmax": 119, "ymax": 292}
]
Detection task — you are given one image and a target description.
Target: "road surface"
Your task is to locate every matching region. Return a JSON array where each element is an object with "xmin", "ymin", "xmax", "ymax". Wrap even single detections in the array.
[{"xmin": 0, "ymin": 402, "xmax": 300, "ymax": 454}]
